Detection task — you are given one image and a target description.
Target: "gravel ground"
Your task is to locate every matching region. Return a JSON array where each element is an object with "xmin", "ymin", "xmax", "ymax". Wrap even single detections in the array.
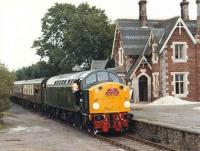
[{"xmin": 0, "ymin": 103, "xmax": 121, "ymax": 151}]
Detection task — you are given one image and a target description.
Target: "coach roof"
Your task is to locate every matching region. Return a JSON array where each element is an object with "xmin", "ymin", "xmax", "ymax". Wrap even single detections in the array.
[{"xmin": 14, "ymin": 78, "xmax": 46, "ymax": 85}]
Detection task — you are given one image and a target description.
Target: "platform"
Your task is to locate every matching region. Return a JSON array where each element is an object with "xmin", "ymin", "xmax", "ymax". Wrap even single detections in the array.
[{"xmin": 131, "ymin": 102, "xmax": 200, "ymax": 134}]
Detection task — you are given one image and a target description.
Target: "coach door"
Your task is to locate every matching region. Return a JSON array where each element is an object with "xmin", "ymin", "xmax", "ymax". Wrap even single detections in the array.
[{"xmin": 139, "ymin": 75, "xmax": 148, "ymax": 102}]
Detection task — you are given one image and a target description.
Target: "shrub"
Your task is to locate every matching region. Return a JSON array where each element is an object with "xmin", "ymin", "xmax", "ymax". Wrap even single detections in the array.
[{"xmin": 0, "ymin": 63, "xmax": 15, "ymax": 114}]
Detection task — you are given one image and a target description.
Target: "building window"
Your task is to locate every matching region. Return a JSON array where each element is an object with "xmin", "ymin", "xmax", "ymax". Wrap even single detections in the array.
[
  {"xmin": 175, "ymin": 44, "xmax": 184, "ymax": 59},
  {"xmin": 171, "ymin": 72, "xmax": 189, "ymax": 97},
  {"xmin": 175, "ymin": 74, "xmax": 184, "ymax": 94},
  {"xmin": 171, "ymin": 42, "xmax": 188, "ymax": 62},
  {"xmin": 152, "ymin": 73, "xmax": 159, "ymax": 97},
  {"xmin": 152, "ymin": 44, "xmax": 158, "ymax": 64}
]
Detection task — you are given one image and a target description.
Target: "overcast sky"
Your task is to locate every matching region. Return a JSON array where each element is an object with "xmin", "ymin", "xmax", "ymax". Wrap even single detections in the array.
[{"xmin": 0, "ymin": 0, "xmax": 198, "ymax": 70}]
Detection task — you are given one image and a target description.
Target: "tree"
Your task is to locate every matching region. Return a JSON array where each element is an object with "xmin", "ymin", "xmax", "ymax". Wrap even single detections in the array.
[
  {"xmin": 15, "ymin": 61, "xmax": 55, "ymax": 80},
  {"xmin": 0, "ymin": 63, "xmax": 15, "ymax": 114},
  {"xmin": 33, "ymin": 3, "xmax": 114, "ymax": 73}
]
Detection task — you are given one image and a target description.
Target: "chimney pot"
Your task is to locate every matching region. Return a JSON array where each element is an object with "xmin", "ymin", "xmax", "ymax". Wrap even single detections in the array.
[
  {"xmin": 180, "ymin": 0, "xmax": 189, "ymax": 20},
  {"xmin": 139, "ymin": 0, "xmax": 147, "ymax": 27}
]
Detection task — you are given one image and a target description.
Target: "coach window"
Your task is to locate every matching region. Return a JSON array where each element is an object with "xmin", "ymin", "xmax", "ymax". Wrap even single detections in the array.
[
  {"xmin": 86, "ymin": 73, "xmax": 97, "ymax": 85},
  {"xmin": 97, "ymin": 72, "xmax": 109, "ymax": 81}
]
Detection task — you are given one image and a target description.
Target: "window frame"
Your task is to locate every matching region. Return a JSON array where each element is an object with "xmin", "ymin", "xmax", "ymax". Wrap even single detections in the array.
[
  {"xmin": 171, "ymin": 42, "xmax": 188, "ymax": 63},
  {"xmin": 175, "ymin": 74, "xmax": 184, "ymax": 95},
  {"xmin": 171, "ymin": 72, "xmax": 189, "ymax": 97}
]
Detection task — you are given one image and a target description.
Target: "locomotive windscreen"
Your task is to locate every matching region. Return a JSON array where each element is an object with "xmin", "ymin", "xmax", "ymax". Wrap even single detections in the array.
[{"xmin": 84, "ymin": 71, "xmax": 122, "ymax": 87}]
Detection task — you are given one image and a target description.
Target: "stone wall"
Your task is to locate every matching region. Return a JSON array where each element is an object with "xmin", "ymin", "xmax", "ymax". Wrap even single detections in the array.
[{"xmin": 130, "ymin": 120, "xmax": 200, "ymax": 151}]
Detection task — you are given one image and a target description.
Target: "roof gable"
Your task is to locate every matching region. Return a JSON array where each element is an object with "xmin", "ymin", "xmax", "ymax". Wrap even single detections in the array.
[
  {"xmin": 159, "ymin": 17, "xmax": 196, "ymax": 54},
  {"xmin": 127, "ymin": 55, "xmax": 152, "ymax": 79}
]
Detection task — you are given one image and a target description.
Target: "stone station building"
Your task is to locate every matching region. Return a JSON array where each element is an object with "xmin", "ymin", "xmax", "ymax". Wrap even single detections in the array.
[{"xmin": 111, "ymin": 0, "xmax": 200, "ymax": 103}]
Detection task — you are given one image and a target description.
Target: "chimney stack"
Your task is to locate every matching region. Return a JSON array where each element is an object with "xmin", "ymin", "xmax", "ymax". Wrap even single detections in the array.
[
  {"xmin": 180, "ymin": 0, "xmax": 189, "ymax": 20},
  {"xmin": 139, "ymin": 0, "xmax": 147, "ymax": 27},
  {"xmin": 197, "ymin": 0, "xmax": 200, "ymax": 32}
]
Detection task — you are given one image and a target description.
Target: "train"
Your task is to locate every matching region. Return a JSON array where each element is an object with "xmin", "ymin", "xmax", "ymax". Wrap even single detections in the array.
[{"xmin": 11, "ymin": 69, "xmax": 133, "ymax": 133}]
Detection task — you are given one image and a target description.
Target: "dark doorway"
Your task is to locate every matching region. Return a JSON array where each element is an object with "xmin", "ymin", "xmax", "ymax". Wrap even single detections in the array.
[{"xmin": 139, "ymin": 75, "xmax": 148, "ymax": 102}]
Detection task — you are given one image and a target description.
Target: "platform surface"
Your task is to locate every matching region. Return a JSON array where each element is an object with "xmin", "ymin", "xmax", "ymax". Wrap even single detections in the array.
[{"xmin": 131, "ymin": 103, "xmax": 200, "ymax": 134}]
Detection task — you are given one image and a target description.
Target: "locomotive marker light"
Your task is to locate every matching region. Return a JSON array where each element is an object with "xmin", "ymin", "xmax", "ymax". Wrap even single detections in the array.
[
  {"xmin": 124, "ymin": 101, "xmax": 130, "ymax": 108},
  {"xmin": 93, "ymin": 102, "xmax": 100, "ymax": 110}
]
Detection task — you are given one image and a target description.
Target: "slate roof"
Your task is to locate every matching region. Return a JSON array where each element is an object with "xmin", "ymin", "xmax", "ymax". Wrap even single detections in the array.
[
  {"xmin": 155, "ymin": 17, "xmax": 181, "ymax": 52},
  {"xmin": 117, "ymin": 20, "xmax": 152, "ymax": 55},
  {"xmin": 115, "ymin": 16, "xmax": 198, "ymax": 78},
  {"xmin": 117, "ymin": 17, "xmax": 181, "ymax": 56},
  {"xmin": 90, "ymin": 59, "xmax": 108, "ymax": 70},
  {"xmin": 185, "ymin": 20, "xmax": 198, "ymax": 35},
  {"xmin": 108, "ymin": 66, "xmax": 127, "ymax": 74},
  {"xmin": 126, "ymin": 54, "xmax": 144, "ymax": 77}
]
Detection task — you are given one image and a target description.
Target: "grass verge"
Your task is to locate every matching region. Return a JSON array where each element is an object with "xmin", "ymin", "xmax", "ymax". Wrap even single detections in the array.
[
  {"xmin": 0, "ymin": 123, "xmax": 5, "ymax": 130},
  {"xmin": 0, "ymin": 119, "xmax": 5, "ymax": 130}
]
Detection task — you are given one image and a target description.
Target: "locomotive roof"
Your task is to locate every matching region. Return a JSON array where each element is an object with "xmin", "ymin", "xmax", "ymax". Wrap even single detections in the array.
[
  {"xmin": 14, "ymin": 78, "xmax": 46, "ymax": 85},
  {"xmin": 46, "ymin": 69, "xmax": 113, "ymax": 85}
]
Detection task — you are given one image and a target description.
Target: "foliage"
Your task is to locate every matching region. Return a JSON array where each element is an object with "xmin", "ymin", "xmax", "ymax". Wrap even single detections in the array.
[
  {"xmin": 32, "ymin": 2, "xmax": 114, "ymax": 73},
  {"xmin": 16, "ymin": 61, "xmax": 55, "ymax": 80},
  {"xmin": 0, "ymin": 63, "xmax": 15, "ymax": 113}
]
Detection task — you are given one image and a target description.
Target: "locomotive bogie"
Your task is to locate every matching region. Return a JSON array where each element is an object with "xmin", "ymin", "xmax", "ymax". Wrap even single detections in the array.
[{"xmin": 89, "ymin": 112, "xmax": 131, "ymax": 133}]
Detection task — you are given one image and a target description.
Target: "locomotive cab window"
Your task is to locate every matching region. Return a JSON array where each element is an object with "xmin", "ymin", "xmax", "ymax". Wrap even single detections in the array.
[
  {"xmin": 97, "ymin": 72, "xmax": 109, "ymax": 81},
  {"xmin": 86, "ymin": 73, "xmax": 97, "ymax": 85},
  {"xmin": 109, "ymin": 73, "xmax": 120, "ymax": 83}
]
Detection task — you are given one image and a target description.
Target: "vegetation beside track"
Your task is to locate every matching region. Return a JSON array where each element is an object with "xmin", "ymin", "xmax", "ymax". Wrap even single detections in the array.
[{"xmin": 0, "ymin": 63, "xmax": 15, "ymax": 118}]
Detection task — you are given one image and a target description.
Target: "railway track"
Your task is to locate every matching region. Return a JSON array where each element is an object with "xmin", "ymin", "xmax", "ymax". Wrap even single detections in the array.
[
  {"xmin": 92, "ymin": 133, "xmax": 178, "ymax": 151},
  {"xmin": 124, "ymin": 134, "xmax": 177, "ymax": 151},
  {"xmin": 13, "ymin": 101, "xmax": 178, "ymax": 151},
  {"xmin": 67, "ymin": 122, "xmax": 178, "ymax": 151}
]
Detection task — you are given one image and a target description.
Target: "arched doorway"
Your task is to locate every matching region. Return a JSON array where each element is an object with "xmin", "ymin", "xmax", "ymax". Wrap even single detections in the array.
[{"xmin": 139, "ymin": 75, "xmax": 148, "ymax": 102}]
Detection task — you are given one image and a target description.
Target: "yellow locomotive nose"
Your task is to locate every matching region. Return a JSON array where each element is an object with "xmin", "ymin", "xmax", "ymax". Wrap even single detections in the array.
[{"xmin": 88, "ymin": 82, "xmax": 131, "ymax": 114}]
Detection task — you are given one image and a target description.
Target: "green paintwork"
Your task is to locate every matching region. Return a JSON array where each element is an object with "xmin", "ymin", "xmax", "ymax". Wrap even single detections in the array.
[{"xmin": 45, "ymin": 86, "xmax": 80, "ymax": 112}]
